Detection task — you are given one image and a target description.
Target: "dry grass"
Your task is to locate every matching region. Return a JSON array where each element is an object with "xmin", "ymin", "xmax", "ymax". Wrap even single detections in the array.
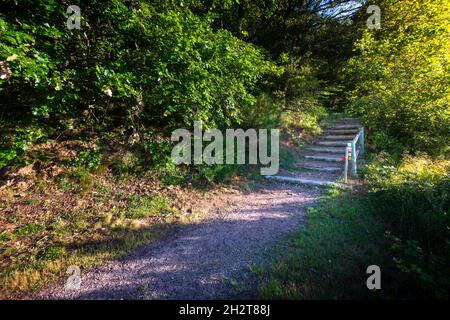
[{"xmin": 0, "ymin": 139, "xmax": 232, "ymax": 298}]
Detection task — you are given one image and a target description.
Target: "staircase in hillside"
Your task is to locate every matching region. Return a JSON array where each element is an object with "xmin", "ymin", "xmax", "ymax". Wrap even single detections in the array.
[{"xmin": 268, "ymin": 119, "xmax": 364, "ymax": 186}]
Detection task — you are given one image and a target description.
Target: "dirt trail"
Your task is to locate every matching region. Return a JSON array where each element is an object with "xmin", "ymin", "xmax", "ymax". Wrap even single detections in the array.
[{"xmin": 35, "ymin": 182, "xmax": 321, "ymax": 299}]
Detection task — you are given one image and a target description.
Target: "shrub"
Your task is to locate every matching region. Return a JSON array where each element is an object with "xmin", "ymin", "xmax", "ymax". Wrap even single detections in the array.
[
  {"xmin": 0, "ymin": 1, "xmax": 280, "ymax": 169},
  {"xmin": 365, "ymin": 153, "xmax": 449, "ymax": 297},
  {"xmin": 345, "ymin": 0, "xmax": 450, "ymax": 155},
  {"xmin": 0, "ymin": 127, "xmax": 46, "ymax": 169},
  {"xmin": 73, "ymin": 148, "xmax": 102, "ymax": 171}
]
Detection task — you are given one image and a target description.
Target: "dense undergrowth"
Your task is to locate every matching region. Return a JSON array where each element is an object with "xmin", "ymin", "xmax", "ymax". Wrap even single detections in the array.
[
  {"xmin": 363, "ymin": 154, "xmax": 449, "ymax": 298},
  {"xmin": 343, "ymin": 0, "xmax": 449, "ymax": 298}
]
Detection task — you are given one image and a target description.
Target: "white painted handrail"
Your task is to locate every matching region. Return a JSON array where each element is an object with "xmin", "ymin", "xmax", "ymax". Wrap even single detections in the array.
[{"xmin": 344, "ymin": 127, "xmax": 364, "ymax": 182}]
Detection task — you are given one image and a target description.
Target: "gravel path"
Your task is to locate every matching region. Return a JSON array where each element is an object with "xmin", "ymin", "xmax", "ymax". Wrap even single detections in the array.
[{"xmin": 35, "ymin": 182, "xmax": 321, "ymax": 300}]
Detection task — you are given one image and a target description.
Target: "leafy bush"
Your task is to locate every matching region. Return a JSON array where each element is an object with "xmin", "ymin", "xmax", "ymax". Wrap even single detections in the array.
[
  {"xmin": 365, "ymin": 154, "xmax": 449, "ymax": 297},
  {"xmin": 194, "ymin": 164, "xmax": 238, "ymax": 185},
  {"xmin": 344, "ymin": 0, "xmax": 449, "ymax": 297},
  {"xmin": 366, "ymin": 154, "xmax": 449, "ymax": 241},
  {"xmin": 344, "ymin": 0, "xmax": 450, "ymax": 155},
  {"xmin": 73, "ymin": 148, "xmax": 102, "ymax": 171},
  {"xmin": 386, "ymin": 233, "xmax": 449, "ymax": 299},
  {"xmin": 0, "ymin": 1, "xmax": 280, "ymax": 169},
  {"xmin": 0, "ymin": 127, "xmax": 46, "ymax": 169},
  {"xmin": 241, "ymin": 93, "xmax": 283, "ymax": 129}
]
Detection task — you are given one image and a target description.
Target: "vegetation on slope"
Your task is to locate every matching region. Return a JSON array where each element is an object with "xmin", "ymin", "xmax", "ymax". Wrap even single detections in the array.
[{"xmin": 257, "ymin": 0, "xmax": 449, "ymax": 300}]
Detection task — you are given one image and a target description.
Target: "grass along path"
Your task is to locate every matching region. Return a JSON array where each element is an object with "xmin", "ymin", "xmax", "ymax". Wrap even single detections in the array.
[{"xmin": 256, "ymin": 187, "xmax": 410, "ymax": 299}]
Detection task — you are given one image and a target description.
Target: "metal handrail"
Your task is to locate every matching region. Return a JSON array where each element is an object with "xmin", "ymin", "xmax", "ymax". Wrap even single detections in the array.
[{"xmin": 344, "ymin": 127, "xmax": 364, "ymax": 182}]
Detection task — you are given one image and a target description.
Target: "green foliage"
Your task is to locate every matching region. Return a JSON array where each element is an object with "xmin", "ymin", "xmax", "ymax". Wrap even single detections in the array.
[
  {"xmin": 275, "ymin": 54, "xmax": 328, "ymax": 141},
  {"xmin": 40, "ymin": 246, "xmax": 65, "ymax": 261},
  {"xmin": 241, "ymin": 93, "xmax": 283, "ymax": 129},
  {"xmin": 365, "ymin": 154, "xmax": 449, "ymax": 243},
  {"xmin": 0, "ymin": 0, "xmax": 359, "ymax": 171},
  {"xmin": 0, "ymin": 0, "xmax": 280, "ymax": 169},
  {"xmin": 280, "ymin": 107, "xmax": 326, "ymax": 137},
  {"xmin": 195, "ymin": 164, "xmax": 238, "ymax": 184},
  {"xmin": 144, "ymin": 137, "xmax": 173, "ymax": 167},
  {"xmin": 365, "ymin": 154, "xmax": 449, "ymax": 298},
  {"xmin": 73, "ymin": 147, "xmax": 102, "ymax": 171},
  {"xmin": 0, "ymin": 127, "xmax": 46, "ymax": 169},
  {"xmin": 125, "ymin": 195, "xmax": 173, "ymax": 219},
  {"xmin": 343, "ymin": 0, "xmax": 450, "ymax": 298},
  {"xmin": 344, "ymin": 0, "xmax": 450, "ymax": 155},
  {"xmin": 386, "ymin": 233, "xmax": 449, "ymax": 299},
  {"xmin": 153, "ymin": 161, "xmax": 187, "ymax": 186},
  {"xmin": 13, "ymin": 223, "xmax": 45, "ymax": 237}
]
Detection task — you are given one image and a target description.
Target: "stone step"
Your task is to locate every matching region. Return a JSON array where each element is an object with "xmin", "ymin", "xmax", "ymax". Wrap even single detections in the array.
[
  {"xmin": 328, "ymin": 124, "xmax": 361, "ymax": 130},
  {"xmin": 334, "ymin": 118, "xmax": 360, "ymax": 122},
  {"xmin": 333, "ymin": 122, "xmax": 361, "ymax": 126},
  {"xmin": 273, "ymin": 119, "xmax": 363, "ymax": 187},
  {"xmin": 305, "ymin": 146, "xmax": 344, "ymax": 154},
  {"xmin": 325, "ymin": 129, "xmax": 359, "ymax": 135},
  {"xmin": 321, "ymin": 135, "xmax": 355, "ymax": 140},
  {"xmin": 302, "ymin": 165, "xmax": 341, "ymax": 172},
  {"xmin": 296, "ymin": 160, "xmax": 342, "ymax": 172},
  {"xmin": 317, "ymin": 140, "xmax": 350, "ymax": 147},
  {"xmin": 266, "ymin": 175, "xmax": 345, "ymax": 187},
  {"xmin": 304, "ymin": 154, "xmax": 343, "ymax": 162}
]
